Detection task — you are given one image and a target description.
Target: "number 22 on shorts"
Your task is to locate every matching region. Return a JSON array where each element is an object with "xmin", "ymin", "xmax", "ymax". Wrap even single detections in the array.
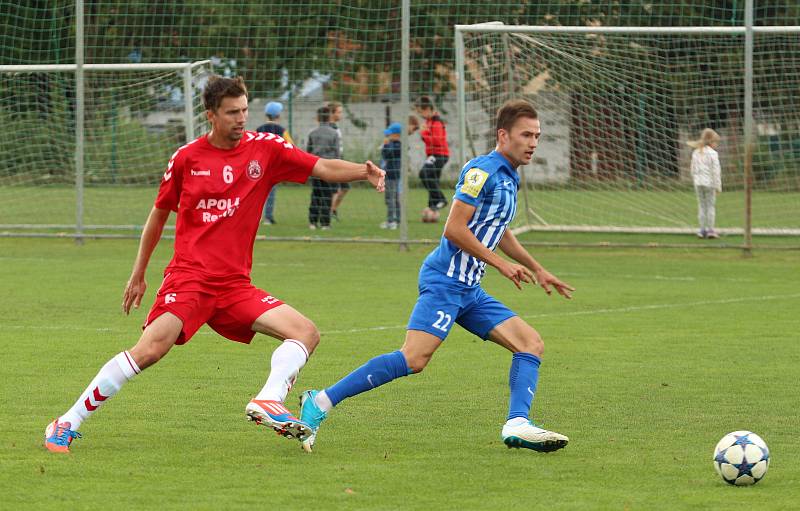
[{"xmin": 432, "ymin": 310, "xmax": 451, "ymax": 332}]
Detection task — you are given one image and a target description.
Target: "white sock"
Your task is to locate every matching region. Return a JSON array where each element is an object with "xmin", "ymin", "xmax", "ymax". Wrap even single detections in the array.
[
  {"xmin": 505, "ymin": 417, "xmax": 528, "ymax": 427},
  {"xmin": 314, "ymin": 390, "xmax": 333, "ymax": 412},
  {"xmin": 254, "ymin": 339, "xmax": 308, "ymax": 402},
  {"xmin": 59, "ymin": 351, "xmax": 140, "ymax": 431}
]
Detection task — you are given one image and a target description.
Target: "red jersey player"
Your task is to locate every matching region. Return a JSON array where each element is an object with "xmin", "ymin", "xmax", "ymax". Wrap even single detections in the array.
[{"xmin": 44, "ymin": 76, "xmax": 385, "ymax": 453}]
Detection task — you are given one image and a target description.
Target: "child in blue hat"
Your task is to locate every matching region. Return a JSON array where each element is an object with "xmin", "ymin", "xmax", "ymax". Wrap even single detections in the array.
[
  {"xmin": 380, "ymin": 122, "xmax": 402, "ymax": 229},
  {"xmin": 257, "ymin": 102, "xmax": 293, "ymax": 225}
]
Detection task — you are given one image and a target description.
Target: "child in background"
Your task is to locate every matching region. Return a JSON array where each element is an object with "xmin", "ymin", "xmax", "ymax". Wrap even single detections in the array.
[
  {"xmin": 380, "ymin": 122, "xmax": 402, "ymax": 229},
  {"xmin": 687, "ymin": 128, "xmax": 722, "ymax": 239},
  {"xmin": 410, "ymin": 96, "xmax": 449, "ymax": 218},
  {"xmin": 257, "ymin": 101, "xmax": 293, "ymax": 225}
]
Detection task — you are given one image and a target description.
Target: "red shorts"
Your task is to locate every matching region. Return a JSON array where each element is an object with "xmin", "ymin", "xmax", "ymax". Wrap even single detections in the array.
[{"xmin": 144, "ymin": 271, "xmax": 284, "ymax": 345}]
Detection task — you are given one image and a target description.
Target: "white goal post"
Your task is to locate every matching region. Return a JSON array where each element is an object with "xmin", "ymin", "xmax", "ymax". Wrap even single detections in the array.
[{"xmin": 454, "ymin": 23, "xmax": 800, "ymax": 240}]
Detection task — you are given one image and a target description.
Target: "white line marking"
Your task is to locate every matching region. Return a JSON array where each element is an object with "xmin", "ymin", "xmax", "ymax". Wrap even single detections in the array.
[
  {"xmin": 4, "ymin": 293, "xmax": 799, "ymax": 337},
  {"xmin": 321, "ymin": 293, "xmax": 800, "ymax": 335}
]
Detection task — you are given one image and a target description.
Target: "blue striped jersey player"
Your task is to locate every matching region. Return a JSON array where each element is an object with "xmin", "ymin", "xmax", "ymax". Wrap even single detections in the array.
[{"xmin": 297, "ymin": 99, "xmax": 575, "ymax": 453}]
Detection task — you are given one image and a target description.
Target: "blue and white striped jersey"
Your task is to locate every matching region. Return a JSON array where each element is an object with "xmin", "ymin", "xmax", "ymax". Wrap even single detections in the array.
[{"xmin": 422, "ymin": 150, "xmax": 520, "ymax": 286}]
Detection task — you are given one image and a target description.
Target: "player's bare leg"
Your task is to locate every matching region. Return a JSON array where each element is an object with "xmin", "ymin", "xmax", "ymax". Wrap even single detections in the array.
[
  {"xmin": 129, "ymin": 312, "xmax": 183, "ymax": 369},
  {"xmin": 489, "ymin": 317, "xmax": 568, "ymax": 452},
  {"xmin": 246, "ymin": 304, "xmax": 319, "ymax": 440},
  {"xmin": 399, "ymin": 330, "xmax": 442, "ymax": 373},
  {"xmin": 331, "ymin": 187, "xmax": 348, "ymax": 220}
]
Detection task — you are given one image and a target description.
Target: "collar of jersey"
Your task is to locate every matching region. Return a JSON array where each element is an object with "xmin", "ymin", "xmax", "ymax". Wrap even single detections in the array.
[{"xmin": 488, "ymin": 151, "xmax": 520, "ymax": 185}]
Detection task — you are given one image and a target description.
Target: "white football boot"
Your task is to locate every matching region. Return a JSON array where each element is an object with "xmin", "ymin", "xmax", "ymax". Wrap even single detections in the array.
[{"xmin": 502, "ymin": 421, "xmax": 569, "ymax": 452}]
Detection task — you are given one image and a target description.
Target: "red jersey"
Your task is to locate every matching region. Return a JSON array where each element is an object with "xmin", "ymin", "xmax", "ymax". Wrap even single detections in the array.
[
  {"xmin": 154, "ymin": 131, "xmax": 318, "ymax": 281},
  {"xmin": 420, "ymin": 114, "xmax": 449, "ymax": 157}
]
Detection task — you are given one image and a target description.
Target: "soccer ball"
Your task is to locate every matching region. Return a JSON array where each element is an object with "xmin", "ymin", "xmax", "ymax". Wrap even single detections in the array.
[
  {"xmin": 421, "ymin": 207, "xmax": 440, "ymax": 223},
  {"xmin": 713, "ymin": 431, "xmax": 770, "ymax": 486}
]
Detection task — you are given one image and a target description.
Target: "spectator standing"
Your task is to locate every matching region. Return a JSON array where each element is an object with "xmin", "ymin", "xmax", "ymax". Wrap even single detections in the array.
[
  {"xmin": 328, "ymin": 102, "xmax": 348, "ymax": 220},
  {"xmin": 687, "ymin": 128, "xmax": 722, "ymax": 239},
  {"xmin": 380, "ymin": 122, "xmax": 402, "ymax": 229},
  {"xmin": 410, "ymin": 96, "xmax": 449, "ymax": 220},
  {"xmin": 307, "ymin": 106, "xmax": 340, "ymax": 229},
  {"xmin": 256, "ymin": 101, "xmax": 293, "ymax": 225}
]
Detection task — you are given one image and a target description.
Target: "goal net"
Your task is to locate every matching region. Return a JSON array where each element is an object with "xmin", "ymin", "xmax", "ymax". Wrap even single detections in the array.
[
  {"xmin": 0, "ymin": 62, "xmax": 210, "ymax": 233},
  {"xmin": 456, "ymin": 24, "xmax": 800, "ymax": 237}
]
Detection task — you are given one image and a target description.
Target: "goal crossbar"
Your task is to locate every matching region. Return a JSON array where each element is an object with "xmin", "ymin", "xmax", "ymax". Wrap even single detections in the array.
[
  {"xmin": 455, "ymin": 24, "xmax": 800, "ymax": 35},
  {"xmin": 0, "ymin": 61, "xmax": 211, "ymax": 73}
]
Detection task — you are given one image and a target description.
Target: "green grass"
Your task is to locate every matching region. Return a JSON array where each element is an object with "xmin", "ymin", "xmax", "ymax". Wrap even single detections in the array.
[
  {"xmin": 1, "ymin": 239, "xmax": 799, "ymax": 509},
  {"xmin": 1, "ymin": 185, "xmax": 798, "ymax": 246}
]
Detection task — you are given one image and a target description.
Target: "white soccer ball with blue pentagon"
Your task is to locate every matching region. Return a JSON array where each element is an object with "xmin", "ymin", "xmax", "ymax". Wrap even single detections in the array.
[{"xmin": 713, "ymin": 431, "xmax": 770, "ymax": 485}]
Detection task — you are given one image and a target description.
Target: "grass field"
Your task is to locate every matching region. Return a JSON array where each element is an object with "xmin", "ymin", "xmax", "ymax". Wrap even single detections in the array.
[
  {"xmin": 1, "ymin": 238, "xmax": 799, "ymax": 510},
  {"xmin": 1, "ymin": 185, "xmax": 799, "ymax": 244}
]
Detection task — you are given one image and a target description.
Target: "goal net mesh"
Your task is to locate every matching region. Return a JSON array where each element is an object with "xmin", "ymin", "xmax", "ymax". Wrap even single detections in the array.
[
  {"xmin": 459, "ymin": 28, "xmax": 800, "ymax": 235},
  {"xmin": 0, "ymin": 65, "xmax": 208, "ymax": 230}
]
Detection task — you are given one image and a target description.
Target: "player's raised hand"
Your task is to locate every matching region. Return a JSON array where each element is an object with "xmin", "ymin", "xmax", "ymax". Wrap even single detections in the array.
[
  {"xmin": 534, "ymin": 268, "xmax": 574, "ymax": 299},
  {"xmin": 122, "ymin": 274, "xmax": 147, "ymax": 315},
  {"xmin": 365, "ymin": 160, "xmax": 386, "ymax": 192},
  {"xmin": 498, "ymin": 261, "xmax": 535, "ymax": 290}
]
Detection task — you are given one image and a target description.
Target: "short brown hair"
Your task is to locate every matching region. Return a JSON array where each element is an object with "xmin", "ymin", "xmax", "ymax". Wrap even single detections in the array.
[
  {"xmin": 317, "ymin": 105, "xmax": 330, "ymax": 123},
  {"xmin": 327, "ymin": 101, "xmax": 342, "ymax": 112},
  {"xmin": 202, "ymin": 75, "xmax": 248, "ymax": 112},
  {"xmin": 496, "ymin": 99, "xmax": 538, "ymax": 136},
  {"xmin": 415, "ymin": 96, "xmax": 435, "ymax": 110}
]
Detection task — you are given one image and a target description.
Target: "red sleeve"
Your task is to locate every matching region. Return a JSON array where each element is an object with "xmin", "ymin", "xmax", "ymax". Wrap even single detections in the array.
[
  {"xmin": 431, "ymin": 120, "xmax": 448, "ymax": 151},
  {"xmin": 420, "ymin": 123, "xmax": 432, "ymax": 148},
  {"xmin": 420, "ymin": 119, "xmax": 448, "ymax": 154},
  {"xmin": 154, "ymin": 147, "xmax": 185, "ymax": 211},
  {"xmin": 267, "ymin": 139, "xmax": 319, "ymax": 184}
]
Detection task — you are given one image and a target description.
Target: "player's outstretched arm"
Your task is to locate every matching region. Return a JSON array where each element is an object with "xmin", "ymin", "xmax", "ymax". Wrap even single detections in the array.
[
  {"xmin": 311, "ymin": 159, "xmax": 385, "ymax": 192},
  {"xmin": 122, "ymin": 206, "xmax": 170, "ymax": 315},
  {"xmin": 444, "ymin": 200, "xmax": 533, "ymax": 290},
  {"xmin": 498, "ymin": 229, "xmax": 574, "ymax": 299}
]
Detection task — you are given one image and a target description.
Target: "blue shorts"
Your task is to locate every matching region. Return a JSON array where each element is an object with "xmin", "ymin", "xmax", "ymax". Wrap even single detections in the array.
[{"xmin": 407, "ymin": 265, "xmax": 516, "ymax": 341}]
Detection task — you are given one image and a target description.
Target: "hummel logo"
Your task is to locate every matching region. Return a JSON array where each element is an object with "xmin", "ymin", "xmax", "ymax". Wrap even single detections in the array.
[
  {"xmin": 367, "ymin": 374, "xmax": 375, "ymax": 388},
  {"xmin": 527, "ymin": 386, "xmax": 535, "ymax": 397},
  {"xmin": 191, "ymin": 169, "xmax": 211, "ymax": 176},
  {"xmin": 163, "ymin": 171, "xmax": 172, "ymax": 181}
]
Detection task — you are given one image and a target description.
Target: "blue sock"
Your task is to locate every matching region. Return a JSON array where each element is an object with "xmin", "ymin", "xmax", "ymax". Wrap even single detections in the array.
[
  {"xmin": 507, "ymin": 352, "xmax": 541, "ymax": 421},
  {"xmin": 325, "ymin": 350, "xmax": 412, "ymax": 407}
]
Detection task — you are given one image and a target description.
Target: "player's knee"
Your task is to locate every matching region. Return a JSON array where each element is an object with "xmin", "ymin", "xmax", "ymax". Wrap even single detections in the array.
[
  {"xmin": 135, "ymin": 349, "xmax": 161, "ymax": 369},
  {"xmin": 130, "ymin": 336, "xmax": 173, "ymax": 369},
  {"xmin": 520, "ymin": 331, "xmax": 544, "ymax": 358},
  {"xmin": 404, "ymin": 352, "xmax": 432, "ymax": 374},
  {"xmin": 295, "ymin": 319, "xmax": 320, "ymax": 354}
]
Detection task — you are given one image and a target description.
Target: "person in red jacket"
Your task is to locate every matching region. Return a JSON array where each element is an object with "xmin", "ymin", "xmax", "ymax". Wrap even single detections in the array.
[{"xmin": 411, "ymin": 96, "xmax": 449, "ymax": 219}]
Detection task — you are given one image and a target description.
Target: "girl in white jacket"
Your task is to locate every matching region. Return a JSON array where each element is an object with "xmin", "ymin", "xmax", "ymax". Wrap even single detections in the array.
[{"xmin": 688, "ymin": 128, "xmax": 722, "ymax": 238}]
